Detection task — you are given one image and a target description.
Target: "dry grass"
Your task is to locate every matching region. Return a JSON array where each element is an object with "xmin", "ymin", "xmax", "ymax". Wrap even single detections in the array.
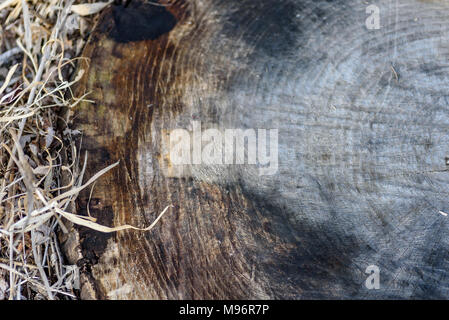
[{"xmin": 0, "ymin": 0, "xmax": 114, "ymax": 300}]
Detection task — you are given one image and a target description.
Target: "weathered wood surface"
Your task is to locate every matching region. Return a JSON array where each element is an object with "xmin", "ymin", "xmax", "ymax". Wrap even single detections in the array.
[{"xmin": 62, "ymin": 0, "xmax": 449, "ymax": 299}]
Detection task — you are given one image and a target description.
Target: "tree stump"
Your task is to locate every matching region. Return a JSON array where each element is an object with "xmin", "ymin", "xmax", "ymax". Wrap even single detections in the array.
[{"xmin": 61, "ymin": 0, "xmax": 449, "ymax": 299}]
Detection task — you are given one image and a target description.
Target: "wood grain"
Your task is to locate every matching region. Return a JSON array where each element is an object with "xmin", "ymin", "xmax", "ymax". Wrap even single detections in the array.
[{"xmin": 61, "ymin": 0, "xmax": 449, "ymax": 299}]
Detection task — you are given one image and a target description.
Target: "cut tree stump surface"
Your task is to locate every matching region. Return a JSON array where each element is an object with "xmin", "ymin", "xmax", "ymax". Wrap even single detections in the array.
[{"xmin": 62, "ymin": 0, "xmax": 449, "ymax": 299}]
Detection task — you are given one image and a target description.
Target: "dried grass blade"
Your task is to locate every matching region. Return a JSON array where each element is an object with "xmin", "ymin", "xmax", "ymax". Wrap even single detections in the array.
[
  {"xmin": 0, "ymin": 63, "xmax": 19, "ymax": 96},
  {"xmin": 71, "ymin": 1, "xmax": 112, "ymax": 16},
  {"xmin": 54, "ymin": 205, "xmax": 172, "ymax": 233}
]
